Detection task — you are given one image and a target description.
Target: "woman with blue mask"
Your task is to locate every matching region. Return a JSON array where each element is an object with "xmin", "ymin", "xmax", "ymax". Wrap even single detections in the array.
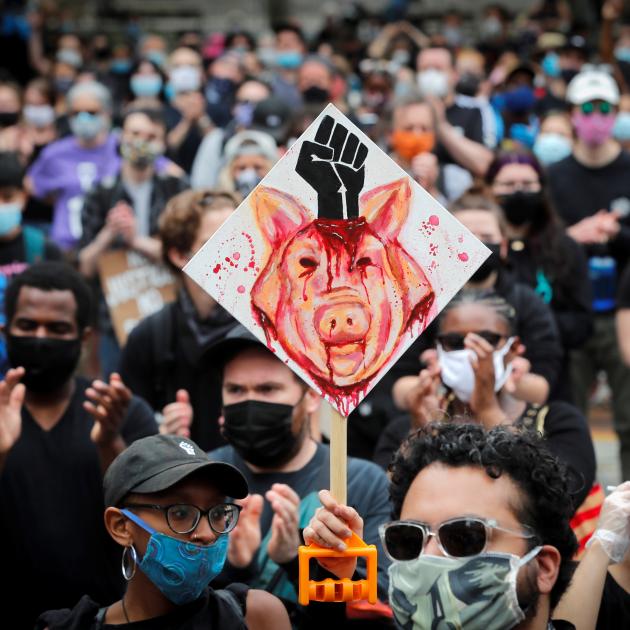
[
  {"xmin": 533, "ymin": 111, "xmax": 574, "ymax": 166},
  {"xmin": 127, "ymin": 59, "xmax": 165, "ymax": 108},
  {"xmin": 36, "ymin": 434, "xmax": 290, "ymax": 629}
]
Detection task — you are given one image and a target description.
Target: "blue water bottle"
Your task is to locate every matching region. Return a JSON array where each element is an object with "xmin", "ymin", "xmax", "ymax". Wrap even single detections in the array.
[{"xmin": 589, "ymin": 256, "xmax": 617, "ymax": 312}]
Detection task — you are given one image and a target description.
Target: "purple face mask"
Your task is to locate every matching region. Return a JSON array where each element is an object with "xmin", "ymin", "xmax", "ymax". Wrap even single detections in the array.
[{"xmin": 572, "ymin": 112, "xmax": 616, "ymax": 146}]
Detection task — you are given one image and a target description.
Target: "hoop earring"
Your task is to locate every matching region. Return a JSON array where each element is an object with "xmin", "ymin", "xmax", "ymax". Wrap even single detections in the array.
[{"xmin": 121, "ymin": 545, "xmax": 137, "ymax": 581}]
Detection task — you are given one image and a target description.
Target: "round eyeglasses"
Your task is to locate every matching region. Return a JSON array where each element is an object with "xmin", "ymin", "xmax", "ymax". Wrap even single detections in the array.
[{"xmin": 123, "ymin": 502, "xmax": 242, "ymax": 535}]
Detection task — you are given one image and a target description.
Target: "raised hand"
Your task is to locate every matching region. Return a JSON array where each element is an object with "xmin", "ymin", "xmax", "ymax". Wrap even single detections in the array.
[
  {"xmin": 265, "ymin": 483, "xmax": 301, "ymax": 564},
  {"xmin": 296, "ymin": 114, "xmax": 368, "ymax": 219},
  {"xmin": 160, "ymin": 389, "xmax": 193, "ymax": 438},
  {"xmin": 86, "ymin": 372, "xmax": 132, "ymax": 446},
  {"xmin": 228, "ymin": 493, "xmax": 264, "ymax": 568},
  {"xmin": 0, "ymin": 367, "xmax": 25, "ymax": 456}
]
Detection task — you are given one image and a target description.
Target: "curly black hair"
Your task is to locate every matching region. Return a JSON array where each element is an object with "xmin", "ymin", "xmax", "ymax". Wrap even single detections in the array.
[{"xmin": 389, "ymin": 423, "xmax": 578, "ymax": 610}]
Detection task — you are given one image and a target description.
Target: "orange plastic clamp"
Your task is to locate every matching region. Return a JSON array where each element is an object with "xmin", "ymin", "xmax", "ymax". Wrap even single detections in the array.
[{"xmin": 297, "ymin": 532, "xmax": 378, "ymax": 605}]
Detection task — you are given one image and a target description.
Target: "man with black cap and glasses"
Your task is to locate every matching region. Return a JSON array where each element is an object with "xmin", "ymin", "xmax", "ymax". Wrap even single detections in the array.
[
  {"xmin": 36, "ymin": 433, "xmax": 289, "ymax": 628},
  {"xmin": 207, "ymin": 325, "xmax": 392, "ymax": 627}
]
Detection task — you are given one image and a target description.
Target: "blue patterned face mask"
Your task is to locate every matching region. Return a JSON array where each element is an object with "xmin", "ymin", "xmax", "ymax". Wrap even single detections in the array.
[{"xmin": 121, "ymin": 509, "xmax": 228, "ymax": 605}]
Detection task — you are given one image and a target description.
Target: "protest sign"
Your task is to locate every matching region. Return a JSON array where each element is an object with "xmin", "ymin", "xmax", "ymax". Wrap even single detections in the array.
[
  {"xmin": 99, "ymin": 250, "xmax": 176, "ymax": 345},
  {"xmin": 185, "ymin": 104, "xmax": 489, "ymax": 417}
]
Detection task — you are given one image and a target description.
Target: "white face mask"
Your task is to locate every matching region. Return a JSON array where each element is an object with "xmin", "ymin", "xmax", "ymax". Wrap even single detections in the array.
[
  {"xmin": 437, "ymin": 337, "xmax": 515, "ymax": 403},
  {"xmin": 169, "ymin": 65, "xmax": 202, "ymax": 93},
  {"xmin": 23, "ymin": 104, "xmax": 55, "ymax": 128},
  {"xmin": 417, "ymin": 69, "xmax": 450, "ymax": 98}
]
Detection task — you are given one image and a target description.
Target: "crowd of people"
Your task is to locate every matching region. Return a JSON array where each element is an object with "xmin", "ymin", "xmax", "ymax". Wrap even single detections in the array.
[{"xmin": 1, "ymin": 0, "xmax": 630, "ymax": 628}]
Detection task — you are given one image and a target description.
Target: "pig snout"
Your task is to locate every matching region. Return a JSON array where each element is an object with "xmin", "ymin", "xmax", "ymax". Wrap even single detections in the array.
[{"xmin": 315, "ymin": 302, "xmax": 371, "ymax": 343}]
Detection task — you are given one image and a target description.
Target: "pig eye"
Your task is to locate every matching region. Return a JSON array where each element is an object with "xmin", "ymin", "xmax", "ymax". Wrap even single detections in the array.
[
  {"xmin": 356, "ymin": 256, "xmax": 372, "ymax": 267},
  {"xmin": 299, "ymin": 257, "xmax": 318, "ymax": 269}
]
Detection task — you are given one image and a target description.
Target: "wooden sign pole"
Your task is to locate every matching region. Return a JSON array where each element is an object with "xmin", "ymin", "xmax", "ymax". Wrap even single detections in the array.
[{"xmin": 330, "ymin": 410, "xmax": 347, "ymax": 506}]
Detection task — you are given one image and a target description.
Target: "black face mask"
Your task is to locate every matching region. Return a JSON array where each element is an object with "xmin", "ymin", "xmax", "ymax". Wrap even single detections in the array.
[
  {"xmin": 223, "ymin": 399, "xmax": 304, "ymax": 468},
  {"xmin": 498, "ymin": 190, "xmax": 545, "ymax": 227},
  {"xmin": 470, "ymin": 242, "xmax": 502, "ymax": 283},
  {"xmin": 6, "ymin": 335, "xmax": 81, "ymax": 393},
  {"xmin": 302, "ymin": 86, "xmax": 330, "ymax": 103},
  {"xmin": 455, "ymin": 73, "xmax": 481, "ymax": 97},
  {"xmin": 0, "ymin": 111, "xmax": 19, "ymax": 128}
]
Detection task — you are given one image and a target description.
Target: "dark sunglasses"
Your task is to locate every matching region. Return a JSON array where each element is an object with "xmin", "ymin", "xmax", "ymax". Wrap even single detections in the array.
[
  {"xmin": 436, "ymin": 331, "xmax": 503, "ymax": 351},
  {"xmin": 379, "ymin": 517, "xmax": 536, "ymax": 561},
  {"xmin": 581, "ymin": 101, "xmax": 612, "ymax": 115}
]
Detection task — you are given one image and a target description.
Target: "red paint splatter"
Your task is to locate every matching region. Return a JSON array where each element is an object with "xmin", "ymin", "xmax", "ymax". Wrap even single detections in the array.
[
  {"xmin": 213, "ymin": 264, "xmax": 221, "ymax": 273},
  {"xmin": 237, "ymin": 285, "xmax": 245, "ymax": 294},
  {"xmin": 429, "ymin": 215, "xmax": 439, "ymax": 226},
  {"xmin": 233, "ymin": 252, "xmax": 241, "ymax": 260},
  {"xmin": 458, "ymin": 252, "xmax": 469, "ymax": 262}
]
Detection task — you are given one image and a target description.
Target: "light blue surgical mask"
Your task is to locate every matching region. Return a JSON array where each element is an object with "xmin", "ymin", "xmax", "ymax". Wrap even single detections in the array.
[
  {"xmin": 275, "ymin": 50, "xmax": 303, "ymax": 69},
  {"xmin": 70, "ymin": 112, "xmax": 106, "ymax": 141},
  {"xmin": 131, "ymin": 74, "xmax": 163, "ymax": 98},
  {"xmin": 121, "ymin": 509, "xmax": 229, "ymax": 605},
  {"xmin": 110, "ymin": 59, "xmax": 132, "ymax": 75},
  {"xmin": 613, "ymin": 112, "xmax": 630, "ymax": 141},
  {"xmin": 0, "ymin": 203, "xmax": 22, "ymax": 235},
  {"xmin": 541, "ymin": 52, "xmax": 561, "ymax": 78},
  {"xmin": 615, "ymin": 47, "xmax": 630, "ymax": 64},
  {"xmin": 533, "ymin": 132, "xmax": 573, "ymax": 165}
]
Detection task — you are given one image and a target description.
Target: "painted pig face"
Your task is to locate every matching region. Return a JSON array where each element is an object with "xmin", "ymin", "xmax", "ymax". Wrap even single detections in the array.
[{"xmin": 250, "ymin": 178, "xmax": 435, "ymax": 409}]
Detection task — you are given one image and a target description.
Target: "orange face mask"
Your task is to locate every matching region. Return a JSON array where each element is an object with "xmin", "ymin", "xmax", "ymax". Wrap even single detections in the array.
[{"xmin": 390, "ymin": 130, "xmax": 435, "ymax": 161}]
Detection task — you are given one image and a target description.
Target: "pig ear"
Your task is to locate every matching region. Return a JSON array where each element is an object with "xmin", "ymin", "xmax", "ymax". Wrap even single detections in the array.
[
  {"xmin": 251, "ymin": 186, "xmax": 312, "ymax": 247},
  {"xmin": 360, "ymin": 178, "xmax": 411, "ymax": 240}
]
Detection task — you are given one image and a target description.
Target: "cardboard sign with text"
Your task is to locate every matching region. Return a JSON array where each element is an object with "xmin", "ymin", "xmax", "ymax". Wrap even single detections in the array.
[
  {"xmin": 185, "ymin": 104, "xmax": 489, "ymax": 416},
  {"xmin": 99, "ymin": 250, "xmax": 176, "ymax": 345}
]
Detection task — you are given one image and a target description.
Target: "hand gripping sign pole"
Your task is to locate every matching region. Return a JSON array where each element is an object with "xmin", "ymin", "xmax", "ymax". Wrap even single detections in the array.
[
  {"xmin": 183, "ymin": 104, "xmax": 490, "ymax": 608},
  {"xmin": 297, "ymin": 409, "xmax": 378, "ymax": 605}
]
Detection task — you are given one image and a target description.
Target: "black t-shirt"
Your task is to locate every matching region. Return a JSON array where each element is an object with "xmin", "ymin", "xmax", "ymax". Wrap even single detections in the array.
[
  {"xmin": 374, "ymin": 400, "xmax": 595, "ymax": 509},
  {"xmin": 0, "ymin": 378, "xmax": 157, "ymax": 630},
  {"xmin": 434, "ymin": 100, "xmax": 486, "ymax": 166},
  {"xmin": 596, "ymin": 571, "xmax": 630, "ymax": 630},
  {"xmin": 36, "ymin": 585, "xmax": 249, "ymax": 630},
  {"xmin": 548, "ymin": 151, "xmax": 630, "ymax": 271}
]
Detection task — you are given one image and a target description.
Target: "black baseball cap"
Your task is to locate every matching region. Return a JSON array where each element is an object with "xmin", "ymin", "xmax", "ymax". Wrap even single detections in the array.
[
  {"xmin": 103, "ymin": 434, "xmax": 248, "ymax": 506},
  {"xmin": 206, "ymin": 324, "xmax": 269, "ymax": 371},
  {"xmin": 251, "ymin": 96, "xmax": 293, "ymax": 144}
]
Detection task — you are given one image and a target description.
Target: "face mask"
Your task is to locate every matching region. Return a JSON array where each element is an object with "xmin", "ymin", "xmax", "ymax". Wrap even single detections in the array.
[
  {"xmin": 131, "ymin": 74, "xmax": 163, "ymax": 98},
  {"xmin": 54, "ymin": 77, "xmax": 74, "ymax": 94},
  {"xmin": 509, "ymin": 122, "xmax": 538, "ymax": 149},
  {"xmin": 121, "ymin": 509, "xmax": 228, "ymax": 606},
  {"xmin": 469, "ymin": 242, "xmax": 501, "ymax": 283},
  {"xmin": 613, "ymin": 112, "xmax": 630, "ymax": 142},
  {"xmin": 480, "ymin": 17, "xmax": 503, "ymax": 40},
  {"xmin": 206, "ymin": 77, "xmax": 236, "ymax": 105},
  {"xmin": 110, "ymin": 59, "xmax": 132, "ymax": 75},
  {"xmin": 503, "ymin": 85, "xmax": 535, "ymax": 114},
  {"xmin": 388, "ymin": 546, "xmax": 541, "ymax": 630},
  {"xmin": 391, "ymin": 49, "xmax": 411, "ymax": 67},
  {"xmin": 443, "ymin": 26, "xmax": 463, "ymax": 48},
  {"xmin": 560, "ymin": 68, "xmax": 579, "ymax": 84},
  {"xmin": 233, "ymin": 101, "xmax": 255, "ymax": 127},
  {"xmin": 455, "ymin": 73, "xmax": 481, "ymax": 97},
  {"xmin": 390, "ymin": 130, "xmax": 435, "ymax": 162},
  {"xmin": 572, "ymin": 111, "xmax": 616, "ymax": 146},
  {"xmin": 0, "ymin": 202, "xmax": 22, "ymax": 235},
  {"xmin": 120, "ymin": 138, "xmax": 164, "ymax": 168},
  {"xmin": 234, "ymin": 168, "xmax": 261, "ymax": 197},
  {"xmin": 223, "ymin": 399, "xmax": 302, "ymax": 467},
  {"xmin": 533, "ymin": 132, "xmax": 572, "ymax": 165},
  {"xmin": 23, "ymin": 104, "xmax": 55, "ymax": 128},
  {"xmin": 0, "ymin": 111, "xmax": 19, "ymax": 128},
  {"xmin": 302, "ymin": 86, "xmax": 330, "ymax": 103},
  {"xmin": 417, "ymin": 69, "xmax": 449, "ymax": 99},
  {"xmin": 498, "ymin": 190, "xmax": 545, "ymax": 227},
  {"xmin": 145, "ymin": 50, "xmax": 166, "ymax": 68},
  {"xmin": 70, "ymin": 112, "xmax": 106, "ymax": 141},
  {"xmin": 56, "ymin": 48, "xmax": 83, "ymax": 68},
  {"xmin": 615, "ymin": 47, "xmax": 630, "ymax": 64},
  {"xmin": 6, "ymin": 336, "xmax": 81, "ymax": 393},
  {"xmin": 541, "ymin": 52, "xmax": 561, "ymax": 78},
  {"xmin": 437, "ymin": 336, "xmax": 514, "ymax": 402},
  {"xmin": 169, "ymin": 65, "xmax": 202, "ymax": 93},
  {"xmin": 275, "ymin": 50, "xmax": 304, "ymax": 69}
]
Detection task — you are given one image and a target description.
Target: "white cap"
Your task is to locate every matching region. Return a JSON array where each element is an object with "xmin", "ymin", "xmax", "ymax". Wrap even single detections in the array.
[
  {"xmin": 566, "ymin": 70, "xmax": 620, "ymax": 106},
  {"xmin": 223, "ymin": 130, "xmax": 279, "ymax": 163}
]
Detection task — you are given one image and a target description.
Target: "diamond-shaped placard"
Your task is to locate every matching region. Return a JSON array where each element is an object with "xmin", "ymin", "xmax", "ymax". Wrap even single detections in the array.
[{"xmin": 184, "ymin": 104, "xmax": 489, "ymax": 416}]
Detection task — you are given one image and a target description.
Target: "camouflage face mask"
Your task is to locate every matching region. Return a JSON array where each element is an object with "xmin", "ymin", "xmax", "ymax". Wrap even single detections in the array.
[{"xmin": 388, "ymin": 547, "xmax": 541, "ymax": 630}]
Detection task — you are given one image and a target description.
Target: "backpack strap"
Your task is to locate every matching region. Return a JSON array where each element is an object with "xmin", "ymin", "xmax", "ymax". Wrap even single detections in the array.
[
  {"xmin": 215, "ymin": 584, "xmax": 248, "ymax": 622},
  {"xmin": 22, "ymin": 226, "xmax": 46, "ymax": 264}
]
